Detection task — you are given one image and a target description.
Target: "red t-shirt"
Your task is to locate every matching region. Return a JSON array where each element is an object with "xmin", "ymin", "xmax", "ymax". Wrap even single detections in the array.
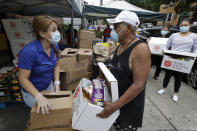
[{"xmin": 103, "ymin": 28, "xmax": 111, "ymax": 37}]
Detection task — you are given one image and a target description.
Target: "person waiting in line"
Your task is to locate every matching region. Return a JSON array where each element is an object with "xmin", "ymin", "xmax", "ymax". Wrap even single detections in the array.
[
  {"xmin": 97, "ymin": 11, "xmax": 151, "ymax": 131},
  {"xmin": 158, "ymin": 18, "xmax": 197, "ymax": 102},
  {"xmin": 147, "ymin": 26, "xmax": 171, "ymax": 80},
  {"xmin": 103, "ymin": 24, "xmax": 112, "ymax": 42},
  {"xmin": 96, "ymin": 26, "xmax": 103, "ymax": 38},
  {"xmin": 18, "ymin": 16, "xmax": 61, "ymax": 115},
  {"xmin": 65, "ymin": 24, "xmax": 77, "ymax": 47}
]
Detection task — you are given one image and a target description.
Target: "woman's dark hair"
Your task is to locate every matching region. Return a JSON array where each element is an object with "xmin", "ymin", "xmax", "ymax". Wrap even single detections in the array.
[
  {"xmin": 162, "ymin": 25, "xmax": 170, "ymax": 30},
  {"xmin": 181, "ymin": 18, "xmax": 192, "ymax": 25},
  {"xmin": 32, "ymin": 16, "xmax": 59, "ymax": 58}
]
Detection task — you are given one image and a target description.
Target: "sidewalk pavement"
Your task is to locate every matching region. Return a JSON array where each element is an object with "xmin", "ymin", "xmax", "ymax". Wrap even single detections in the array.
[{"xmin": 111, "ymin": 67, "xmax": 197, "ymax": 131}]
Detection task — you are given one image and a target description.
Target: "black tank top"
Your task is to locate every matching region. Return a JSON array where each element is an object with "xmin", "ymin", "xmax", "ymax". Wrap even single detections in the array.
[{"xmin": 110, "ymin": 40, "xmax": 145, "ymax": 127}]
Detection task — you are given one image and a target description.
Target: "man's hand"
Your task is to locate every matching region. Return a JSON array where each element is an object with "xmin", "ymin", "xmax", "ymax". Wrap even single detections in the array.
[
  {"xmin": 35, "ymin": 93, "xmax": 52, "ymax": 115},
  {"xmin": 96, "ymin": 102, "xmax": 118, "ymax": 118}
]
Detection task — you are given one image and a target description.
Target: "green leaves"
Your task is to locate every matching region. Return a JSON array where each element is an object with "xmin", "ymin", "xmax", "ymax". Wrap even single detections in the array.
[
  {"xmin": 128, "ymin": 0, "xmax": 174, "ymax": 12},
  {"xmin": 128, "ymin": 0, "xmax": 197, "ymax": 21}
]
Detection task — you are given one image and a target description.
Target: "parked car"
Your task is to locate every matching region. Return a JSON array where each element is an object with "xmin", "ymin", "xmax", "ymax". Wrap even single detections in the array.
[
  {"xmin": 139, "ymin": 26, "xmax": 197, "ymax": 90},
  {"xmin": 140, "ymin": 23, "xmax": 154, "ymax": 29}
]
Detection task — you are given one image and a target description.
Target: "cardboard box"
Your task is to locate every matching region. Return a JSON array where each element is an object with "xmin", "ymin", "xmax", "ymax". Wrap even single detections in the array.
[
  {"xmin": 72, "ymin": 62, "xmax": 120, "ymax": 131},
  {"xmin": 66, "ymin": 80, "xmax": 81, "ymax": 91},
  {"xmin": 88, "ymin": 64, "xmax": 93, "ymax": 72},
  {"xmin": 60, "ymin": 72, "xmax": 85, "ymax": 91},
  {"xmin": 78, "ymin": 48, "xmax": 93, "ymax": 64},
  {"xmin": 2, "ymin": 19, "xmax": 23, "ymax": 30},
  {"xmin": 30, "ymin": 91, "xmax": 73, "ymax": 131},
  {"xmin": 161, "ymin": 49, "xmax": 196, "ymax": 74},
  {"xmin": 148, "ymin": 37, "xmax": 169, "ymax": 55},
  {"xmin": 77, "ymin": 30, "xmax": 96, "ymax": 40},
  {"xmin": 6, "ymin": 30, "xmax": 27, "ymax": 39},
  {"xmin": 60, "ymin": 48, "xmax": 78, "ymax": 58},
  {"xmin": 87, "ymin": 72, "xmax": 93, "ymax": 80},
  {"xmin": 78, "ymin": 39, "xmax": 93, "ymax": 49},
  {"xmin": 59, "ymin": 57, "xmax": 77, "ymax": 72},
  {"xmin": 26, "ymin": 121, "xmax": 74, "ymax": 131},
  {"xmin": 60, "ymin": 59, "xmax": 89, "ymax": 82},
  {"xmin": 67, "ymin": 59, "xmax": 88, "ymax": 83},
  {"xmin": 10, "ymin": 39, "xmax": 31, "ymax": 52}
]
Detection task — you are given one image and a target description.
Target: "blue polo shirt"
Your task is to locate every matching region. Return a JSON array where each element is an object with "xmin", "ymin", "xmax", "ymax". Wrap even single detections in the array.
[{"xmin": 18, "ymin": 40, "xmax": 59, "ymax": 92}]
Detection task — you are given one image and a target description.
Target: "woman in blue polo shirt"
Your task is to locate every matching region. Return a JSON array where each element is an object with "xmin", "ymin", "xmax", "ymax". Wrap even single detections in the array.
[{"xmin": 18, "ymin": 16, "xmax": 61, "ymax": 115}]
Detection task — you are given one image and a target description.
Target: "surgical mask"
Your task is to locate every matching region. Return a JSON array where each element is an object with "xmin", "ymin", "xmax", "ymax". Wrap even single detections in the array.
[
  {"xmin": 161, "ymin": 30, "xmax": 168, "ymax": 36},
  {"xmin": 110, "ymin": 27, "xmax": 126, "ymax": 42},
  {"xmin": 49, "ymin": 31, "xmax": 61, "ymax": 44},
  {"xmin": 110, "ymin": 30, "xmax": 119, "ymax": 42},
  {"xmin": 180, "ymin": 26, "xmax": 189, "ymax": 33}
]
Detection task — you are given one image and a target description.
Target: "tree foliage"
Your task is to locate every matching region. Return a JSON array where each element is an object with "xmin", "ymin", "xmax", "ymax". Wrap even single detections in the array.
[
  {"xmin": 174, "ymin": 0, "xmax": 197, "ymax": 14},
  {"xmin": 128, "ymin": 0, "xmax": 197, "ymax": 21},
  {"xmin": 128, "ymin": 0, "xmax": 176, "ymax": 12}
]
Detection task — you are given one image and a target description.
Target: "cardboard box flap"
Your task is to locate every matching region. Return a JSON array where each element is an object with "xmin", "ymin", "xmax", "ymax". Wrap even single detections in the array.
[
  {"xmin": 98, "ymin": 62, "xmax": 117, "ymax": 82},
  {"xmin": 61, "ymin": 48, "xmax": 78, "ymax": 57},
  {"xmin": 41, "ymin": 91, "xmax": 72, "ymax": 96},
  {"xmin": 164, "ymin": 49, "xmax": 197, "ymax": 57},
  {"xmin": 78, "ymin": 48, "xmax": 92, "ymax": 55},
  {"xmin": 98, "ymin": 62, "xmax": 119, "ymax": 102}
]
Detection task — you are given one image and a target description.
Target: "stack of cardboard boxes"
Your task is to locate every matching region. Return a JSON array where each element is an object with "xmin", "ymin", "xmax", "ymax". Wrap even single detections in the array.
[
  {"xmin": 59, "ymin": 48, "xmax": 88, "ymax": 91},
  {"xmin": 77, "ymin": 48, "xmax": 93, "ymax": 80},
  {"xmin": 25, "ymin": 91, "xmax": 73, "ymax": 131},
  {"xmin": 59, "ymin": 30, "xmax": 97, "ymax": 91},
  {"xmin": 77, "ymin": 30, "xmax": 97, "ymax": 80}
]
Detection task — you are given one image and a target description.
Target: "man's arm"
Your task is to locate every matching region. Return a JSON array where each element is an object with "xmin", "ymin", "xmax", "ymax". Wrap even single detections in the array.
[{"xmin": 97, "ymin": 43, "xmax": 151, "ymax": 118}]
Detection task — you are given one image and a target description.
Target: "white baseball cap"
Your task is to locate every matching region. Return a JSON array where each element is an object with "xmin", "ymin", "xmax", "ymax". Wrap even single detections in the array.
[{"xmin": 107, "ymin": 10, "xmax": 140, "ymax": 27}]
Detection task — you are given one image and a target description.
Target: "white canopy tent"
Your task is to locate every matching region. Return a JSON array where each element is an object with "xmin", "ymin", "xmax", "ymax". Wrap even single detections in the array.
[{"xmin": 103, "ymin": 0, "xmax": 154, "ymax": 13}]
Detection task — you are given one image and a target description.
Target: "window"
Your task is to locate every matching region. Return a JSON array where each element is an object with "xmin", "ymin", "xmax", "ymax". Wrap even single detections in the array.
[{"xmin": 166, "ymin": 13, "xmax": 173, "ymax": 23}]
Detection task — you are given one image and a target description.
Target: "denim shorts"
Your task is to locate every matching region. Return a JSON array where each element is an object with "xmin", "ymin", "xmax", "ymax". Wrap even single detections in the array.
[{"xmin": 21, "ymin": 82, "xmax": 54, "ymax": 108}]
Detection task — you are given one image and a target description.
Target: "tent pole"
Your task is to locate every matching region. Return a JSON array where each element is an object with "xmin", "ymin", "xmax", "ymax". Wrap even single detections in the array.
[
  {"xmin": 71, "ymin": 0, "xmax": 74, "ymax": 48},
  {"xmin": 81, "ymin": 3, "xmax": 85, "ymax": 29}
]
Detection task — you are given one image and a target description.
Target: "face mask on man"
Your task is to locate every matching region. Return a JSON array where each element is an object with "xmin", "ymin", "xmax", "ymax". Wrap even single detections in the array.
[
  {"xmin": 161, "ymin": 30, "xmax": 168, "ymax": 36},
  {"xmin": 49, "ymin": 31, "xmax": 61, "ymax": 44},
  {"xmin": 110, "ymin": 27, "xmax": 126, "ymax": 42},
  {"xmin": 180, "ymin": 26, "xmax": 189, "ymax": 33}
]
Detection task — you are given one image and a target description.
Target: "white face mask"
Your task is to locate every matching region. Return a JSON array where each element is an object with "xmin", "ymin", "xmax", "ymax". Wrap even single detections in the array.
[
  {"xmin": 48, "ymin": 31, "xmax": 61, "ymax": 44},
  {"xmin": 161, "ymin": 30, "xmax": 168, "ymax": 36},
  {"xmin": 180, "ymin": 26, "xmax": 190, "ymax": 33}
]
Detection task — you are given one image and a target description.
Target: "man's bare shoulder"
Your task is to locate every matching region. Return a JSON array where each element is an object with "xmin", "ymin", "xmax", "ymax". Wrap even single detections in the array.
[{"xmin": 132, "ymin": 42, "xmax": 150, "ymax": 58}]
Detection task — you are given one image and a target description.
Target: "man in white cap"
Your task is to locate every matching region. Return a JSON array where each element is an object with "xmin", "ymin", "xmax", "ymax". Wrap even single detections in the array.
[{"xmin": 97, "ymin": 11, "xmax": 151, "ymax": 131}]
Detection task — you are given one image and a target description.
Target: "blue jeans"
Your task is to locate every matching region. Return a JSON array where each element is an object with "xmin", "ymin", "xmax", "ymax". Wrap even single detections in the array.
[{"xmin": 21, "ymin": 82, "xmax": 54, "ymax": 108}]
